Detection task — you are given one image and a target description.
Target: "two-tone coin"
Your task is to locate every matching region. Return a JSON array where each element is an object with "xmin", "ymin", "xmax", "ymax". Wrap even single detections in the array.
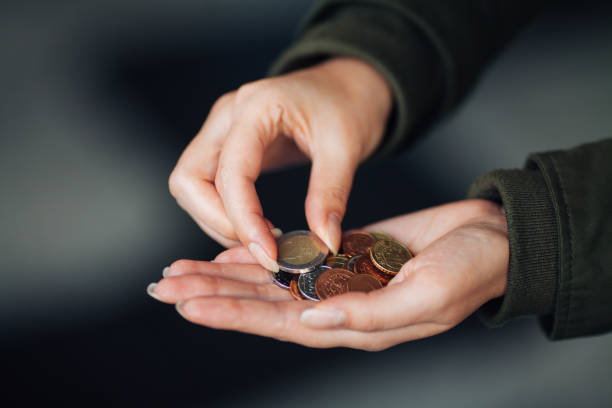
[
  {"xmin": 346, "ymin": 274, "xmax": 382, "ymax": 293},
  {"xmin": 370, "ymin": 239, "xmax": 412, "ymax": 275},
  {"xmin": 297, "ymin": 265, "xmax": 329, "ymax": 301},
  {"xmin": 342, "ymin": 231, "xmax": 376, "ymax": 257},
  {"xmin": 271, "ymin": 270, "xmax": 295, "ymax": 289},
  {"xmin": 325, "ymin": 255, "xmax": 350, "ymax": 269},
  {"xmin": 277, "ymin": 230, "xmax": 329, "ymax": 274},
  {"xmin": 315, "ymin": 268, "xmax": 354, "ymax": 300}
]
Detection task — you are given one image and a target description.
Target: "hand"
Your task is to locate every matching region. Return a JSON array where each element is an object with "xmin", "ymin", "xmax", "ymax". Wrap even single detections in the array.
[
  {"xmin": 148, "ymin": 200, "xmax": 509, "ymax": 350},
  {"xmin": 168, "ymin": 57, "xmax": 392, "ymax": 271}
]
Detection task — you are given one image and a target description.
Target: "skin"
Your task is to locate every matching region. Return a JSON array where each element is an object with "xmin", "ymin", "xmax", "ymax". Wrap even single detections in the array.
[
  {"xmin": 168, "ymin": 57, "xmax": 392, "ymax": 271},
  {"xmin": 148, "ymin": 199, "xmax": 509, "ymax": 351}
]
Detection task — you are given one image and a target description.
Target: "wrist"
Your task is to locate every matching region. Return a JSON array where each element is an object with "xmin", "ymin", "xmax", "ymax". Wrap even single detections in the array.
[{"xmin": 312, "ymin": 57, "xmax": 393, "ymax": 157}]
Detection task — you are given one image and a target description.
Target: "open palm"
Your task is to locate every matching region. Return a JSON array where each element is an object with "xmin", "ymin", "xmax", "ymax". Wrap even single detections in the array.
[{"xmin": 148, "ymin": 199, "xmax": 508, "ymax": 350}]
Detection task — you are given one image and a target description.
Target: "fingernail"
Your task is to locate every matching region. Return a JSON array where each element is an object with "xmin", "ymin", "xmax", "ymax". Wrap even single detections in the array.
[
  {"xmin": 175, "ymin": 301, "xmax": 188, "ymax": 319},
  {"xmin": 323, "ymin": 213, "xmax": 341, "ymax": 255},
  {"xmin": 271, "ymin": 228, "xmax": 283, "ymax": 238},
  {"xmin": 162, "ymin": 266, "xmax": 170, "ymax": 277},
  {"xmin": 146, "ymin": 282, "xmax": 161, "ymax": 300},
  {"xmin": 300, "ymin": 307, "xmax": 346, "ymax": 329},
  {"xmin": 248, "ymin": 242, "xmax": 279, "ymax": 272}
]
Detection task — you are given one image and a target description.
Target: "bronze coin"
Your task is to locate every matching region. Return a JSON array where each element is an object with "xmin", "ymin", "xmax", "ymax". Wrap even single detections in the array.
[
  {"xmin": 342, "ymin": 231, "xmax": 376, "ymax": 257},
  {"xmin": 346, "ymin": 274, "xmax": 383, "ymax": 293},
  {"xmin": 370, "ymin": 239, "xmax": 413, "ymax": 275},
  {"xmin": 289, "ymin": 277, "xmax": 305, "ymax": 301},
  {"xmin": 314, "ymin": 268, "xmax": 354, "ymax": 300},
  {"xmin": 354, "ymin": 255, "xmax": 393, "ymax": 285},
  {"xmin": 325, "ymin": 255, "xmax": 350, "ymax": 269}
]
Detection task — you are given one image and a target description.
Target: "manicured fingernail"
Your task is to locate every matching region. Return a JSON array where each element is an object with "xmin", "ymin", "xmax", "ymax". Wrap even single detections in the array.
[
  {"xmin": 162, "ymin": 266, "xmax": 170, "ymax": 277},
  {"xmin": 248, "ymin": 242, "xmax": 279, "ymax": 272},
  {"xmin": 300, "ymin": 307, "xmax": 346, "ymax": 329},
  {"xmin": 146, "ymin": 282, "xmax": 160, "ymax": 300},
  {"xmin": 323, "ymin": 213, "xmax": 341, "ymax": 255},
  {"xmin": 175, "ymin": 301, "xmax": 187, "ymax": 319},
  {"xmin": 271, "ymin": 228, "xmax": 283, "ymax": 238}
]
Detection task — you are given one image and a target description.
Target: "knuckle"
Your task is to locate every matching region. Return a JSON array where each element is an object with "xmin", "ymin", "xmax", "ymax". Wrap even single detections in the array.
[{"xmin": 168, "ymin": 169, "xmax": 189, "ymax": 198}]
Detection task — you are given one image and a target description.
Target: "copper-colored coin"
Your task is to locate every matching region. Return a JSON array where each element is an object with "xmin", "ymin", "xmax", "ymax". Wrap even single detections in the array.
[
  {"xmin": 314, "ymin": 268, "xmax": 354, "ymax": 300},
  {"xmin": 342, "ymin": 231, "xmax": 376, "ymax": 257},
  {"xmin": 289, "ymin": 277, "xmax": 305, "ymax": 300},
  {"xmin": 325, "ymin": 255, "xmax": 350, "ymax": 269},
  {"xmin": 346, "ymin": 274, "xmax": 383, "ymax": 293},
  {"xmin": 370, "ymin": 239, "xmax": 413, "ymax": 275},
  {"xmin": 354, "ymin": 255, "xmax": 393, "ymax": 285}
]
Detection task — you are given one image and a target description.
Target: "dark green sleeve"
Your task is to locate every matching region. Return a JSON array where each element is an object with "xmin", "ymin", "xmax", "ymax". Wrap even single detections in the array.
[
  {"xmin": 468, "ymin": 139, "xmax": 612, "ymax": 339},
  {"xmin": 269, "ymin": 0, "xmax": 547, "ymax": 155}
]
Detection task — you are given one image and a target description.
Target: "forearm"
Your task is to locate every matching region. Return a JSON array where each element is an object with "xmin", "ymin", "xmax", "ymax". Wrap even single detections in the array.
[{"xmin": 270, "ymin": 0, "xmax": 548, "ymax": 154}]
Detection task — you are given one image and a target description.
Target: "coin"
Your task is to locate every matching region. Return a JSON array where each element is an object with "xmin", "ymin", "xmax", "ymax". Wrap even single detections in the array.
[
  {"xmin": 289, "ymin": 277, "xmax": 305, "ymax": 300},
  {"xmin": 370, "ymin": 239, "xmax": 412, "ymax": 275},
  {"xmin": 346, "ymin": 254, "xmax": 362, "ymax": 272},
  {"xmin": 354, "ymin": 255, "xmax": 393, "ymax": 284},
  {"xmin": 315, "ymin": 268, "xmax": 354, "ymax": 300},
  {"xmin": 298, "ymin": 265, "xmax": 329, "ymax": 301},
  {"xmin": 325, "ymin": 255, "xmax": 350, "ymax": 269},
  {"xmin": 370, "ymin": 231, "xmax": 394, "ymax": 241},
  {"xmin": 277, "ymin": 230, "xmax": 329, "ymax": 274},
  {"xmin": 346, "ymin": 274, "xmax": 383, "ymax": 293},
  {"xmin": 342, "ymin": 231, "xmax": 376, "ymax": 257},
  {"xmin": 271, "ymin": 270, "xmax": 295, "ymax": 289}
]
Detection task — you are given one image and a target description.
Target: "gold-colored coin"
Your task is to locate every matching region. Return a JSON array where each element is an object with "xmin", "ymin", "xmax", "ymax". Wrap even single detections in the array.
[
  {"xmin": 369, "ymin": 239, "xmax": 412, "ymax": 275},
  {"xmin": 325, "ymin": 255, "xmax": 350, "ymax": 269},
  {"xmin": 370, "ymin": 231, "xmax": 394, "ymax": 241}
]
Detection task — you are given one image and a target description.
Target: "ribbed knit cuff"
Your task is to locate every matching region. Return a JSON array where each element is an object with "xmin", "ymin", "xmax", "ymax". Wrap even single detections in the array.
[
  {"xmin": 467, "ymin": 169, "xmax": 559, "ymax": 327},
  {"xmin": 268, "ymin": 4, "xmax": 442, "ymax": 157}
]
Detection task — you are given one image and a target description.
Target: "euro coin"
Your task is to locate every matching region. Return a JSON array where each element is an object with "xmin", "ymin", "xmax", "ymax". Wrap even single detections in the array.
[
  {"xmin": 342, "ymin": 231, "xmax": 376, "ymax": 257},
  {"xmin": 298, "ymin": 265, "xmax": 329, "ymax": 301},
  {"xmin": 315, "ymin": 268, "xmax": 354, "ymax": 300},
  {"xmin": 271, "ymin": 270, "xmax": 295, "ymax": 289},
  {"xmin": 354, "ymin": 255, "xmax": 393, "ymax": 285},
  {"xmin": 325, "ymin": 255, "xmax": 350, "ymax": 269},
  {"xmin": 346, "ymin": 274, "xmax": 382, "ymax": 293},
  {"xmin": 289, "ymin": 277, "xmax": 305, "ymax": 300},
  {"xmin": 370, "ymin": 239, "xmax": 412, "ymax": 275},
  {"xmin": 346, "ymin": 254, "xmax": 362, "ymax": 272},
  {"xmin": 277, "ymin": 230, "xmax": 329, "ymax": 274}
]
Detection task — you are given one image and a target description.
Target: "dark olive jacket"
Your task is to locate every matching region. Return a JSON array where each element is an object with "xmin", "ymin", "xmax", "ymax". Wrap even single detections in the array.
[{"xmin": 269, "ymin": 0, "xmax": 612, "ymax": 340}]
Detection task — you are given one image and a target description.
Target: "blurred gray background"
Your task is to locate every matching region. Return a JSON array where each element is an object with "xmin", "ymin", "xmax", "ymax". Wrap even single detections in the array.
[{"xmin": 1, "ymin": 0, "xmax": 611, "ymax": 406}]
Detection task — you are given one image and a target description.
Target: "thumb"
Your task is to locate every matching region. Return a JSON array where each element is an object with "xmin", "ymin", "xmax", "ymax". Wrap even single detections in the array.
[{"xmin": 305, "ymin": 152, "xmax": 357, "ymax": 255}]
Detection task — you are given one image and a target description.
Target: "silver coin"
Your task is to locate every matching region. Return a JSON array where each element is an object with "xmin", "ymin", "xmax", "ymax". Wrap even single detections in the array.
[
  {"xmin": 346, "ymin": 255, "xmax": 362, "ymax": 272},
  {"xmin": 276, "ymin": 230, "xmax": 329, "ymax": 274},
  {"xmin": 298, "ymin": 265, "xmax": 330, "ymax": 301},
  {"xmin": 271, "ymin": 270, "xmax": 294, "ymax": 289}
]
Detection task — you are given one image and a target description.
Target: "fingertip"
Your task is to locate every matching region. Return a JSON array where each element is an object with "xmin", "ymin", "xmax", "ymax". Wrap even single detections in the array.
[{"xmin": 248, "ymin": 242, "xmax": 279, "ymax": 272}]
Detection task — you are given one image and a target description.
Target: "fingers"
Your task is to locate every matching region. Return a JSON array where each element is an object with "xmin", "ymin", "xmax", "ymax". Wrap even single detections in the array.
[
  {"xmin": 298, "ymin": 270, "xmax": 434, "ymax": 332},
  {"xmin": 169, "ymin": 92, "xmax": 240, "ymax": 245},
  {"xmin": 165, "ymin": 260, "xmax": 273, "ymax": 284},
  {"xmin": 175, "ymin": 296, "xmax": 446, "ymax": 350},
  {"xmin": 149, "ymin": 274, "xmax": 292, "ymax": 304},
  {"xmin": 304, "ymin": 152, "xmax": 358, "ymax": 255},
  {"xmin": 214, "ymin": 247, "xmax": 257, "ymax": 264},
  {"xmin": 216, "ymin": 106, "xmax": 283, "ymax": 271}
]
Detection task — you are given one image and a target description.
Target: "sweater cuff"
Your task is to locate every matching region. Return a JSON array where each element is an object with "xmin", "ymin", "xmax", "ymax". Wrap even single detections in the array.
[
  {"xmin": 467, "ymin": 169, "xmax": 559, "ymax": 328},
  {"xmin": 268, "ymin": 5, "xmax": 442, "ymax": 157}
]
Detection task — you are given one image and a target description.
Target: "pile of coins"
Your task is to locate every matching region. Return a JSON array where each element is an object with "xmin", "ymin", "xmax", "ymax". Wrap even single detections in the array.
[{"xmin": 272, "ymin": 230, "xmax": 413, "ymax": 301}]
